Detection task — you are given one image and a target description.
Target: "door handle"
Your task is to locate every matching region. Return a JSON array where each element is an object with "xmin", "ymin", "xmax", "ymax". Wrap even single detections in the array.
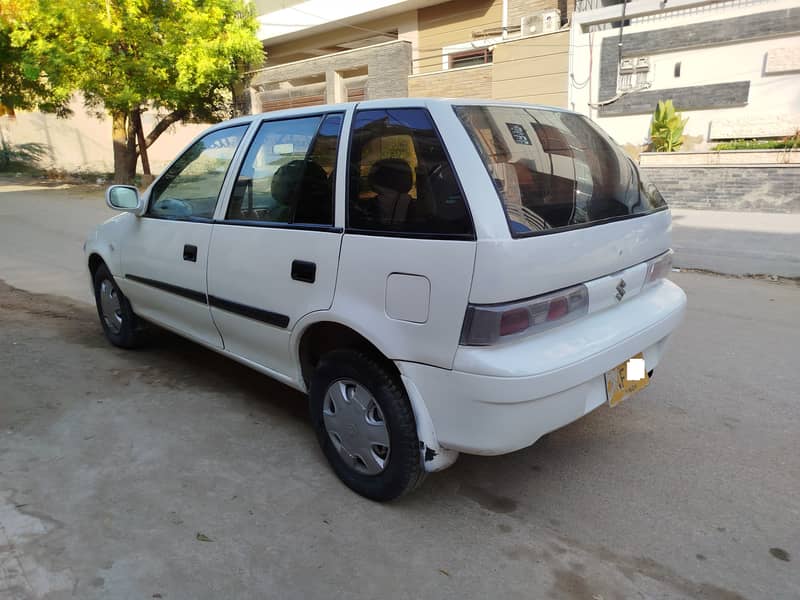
[
  {"xmin": 291, "ymin": 260, "xmax": 316, "ymax": 283},
  {"xmin": 183, "ymin": 244, "xmax": 198, "ymax": 262}
]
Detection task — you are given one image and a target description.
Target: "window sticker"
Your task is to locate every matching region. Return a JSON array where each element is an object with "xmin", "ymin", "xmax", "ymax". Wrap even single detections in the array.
[{"xmin": 506, "ymin": 122, "xmax": 531, "ymax": 145}]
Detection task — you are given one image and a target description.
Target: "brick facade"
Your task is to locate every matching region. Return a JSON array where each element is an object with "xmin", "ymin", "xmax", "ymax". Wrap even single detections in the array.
[
  {"xmin": 250, "ymin": 41, "xmax": 412, "ymax": 110},
  {"xmin": 408, "ymin": 64, "xmax": 492, "ymax": 99}
]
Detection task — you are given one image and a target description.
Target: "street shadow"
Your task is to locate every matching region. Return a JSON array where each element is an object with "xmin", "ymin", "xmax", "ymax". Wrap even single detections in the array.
[{"xmin": 145, "ymin": 325, "xmax": 310, "ymax": 423}]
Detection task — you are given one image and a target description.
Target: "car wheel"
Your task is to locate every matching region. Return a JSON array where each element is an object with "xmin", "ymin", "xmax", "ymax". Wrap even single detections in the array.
[
  {"xmin": 93, "ymin": 263, "xmax": 145, "ymax": 348},
  {"xmin": 309, "ymin": 349, "xmax": 426, "ymax": 501}
]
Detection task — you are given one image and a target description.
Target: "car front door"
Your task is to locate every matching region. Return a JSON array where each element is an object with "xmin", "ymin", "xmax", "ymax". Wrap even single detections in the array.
[
  {"xmin": 206, "ymin": 112, "xmax": 346, "ymax": 379},
  {"xmin": 117, "ymin": 124, "xmax": 251, "ymax": 347}
]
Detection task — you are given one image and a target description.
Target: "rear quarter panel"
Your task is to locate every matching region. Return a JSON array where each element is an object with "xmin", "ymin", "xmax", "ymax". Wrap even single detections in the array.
[{"xmin": 331, "ymin": 235, "xmax": 476, "ymax": 369}]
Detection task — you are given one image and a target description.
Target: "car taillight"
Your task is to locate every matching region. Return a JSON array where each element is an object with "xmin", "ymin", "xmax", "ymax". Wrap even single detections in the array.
[
  {"xmin": 460, "ymin": 284, "xmax": 589, "ymax": 346},
  {"xmin": 645, "ymin": 250, "xmax": 673, "ymax": 286},
  {"xmin": 499, "ymin": 308, "xmax": 530, "ymax": 336}
]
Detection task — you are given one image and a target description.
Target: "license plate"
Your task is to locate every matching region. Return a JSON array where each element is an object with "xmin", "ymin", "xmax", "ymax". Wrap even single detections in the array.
[{"xmin": 605, "ymin": 353, "xmax": 649, "ymax": 407}]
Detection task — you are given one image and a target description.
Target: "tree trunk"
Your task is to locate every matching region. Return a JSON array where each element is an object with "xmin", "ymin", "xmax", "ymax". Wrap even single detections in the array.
[
  {"xmin": 111, "ymin": 110, "xmax": 138, "ymax": 184},
  {"xmin": 112, "ymin": 108, "xmax": 187, "ymax": 185},
  {"xmin": 131, "ymin": 109, "xmax": 151, "ymax": 176}
]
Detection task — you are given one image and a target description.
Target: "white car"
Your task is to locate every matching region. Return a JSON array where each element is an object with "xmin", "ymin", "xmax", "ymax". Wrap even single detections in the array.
[{"xmin": 85, "ymin": 99, "xmax": 686, "ymax": 501}]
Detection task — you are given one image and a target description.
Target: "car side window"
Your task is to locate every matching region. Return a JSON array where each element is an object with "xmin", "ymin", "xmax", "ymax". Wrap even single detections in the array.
[
  {"xmin": 148, "ymin": 125, "xmax": 249, "ymax": 219},
  {"xmin": 347, "ymin": 108, "xmax": 472, "ymax": 237},
  {"xmin": 225, "ymin": 113, "xmax": 343, "ymax": 226}
]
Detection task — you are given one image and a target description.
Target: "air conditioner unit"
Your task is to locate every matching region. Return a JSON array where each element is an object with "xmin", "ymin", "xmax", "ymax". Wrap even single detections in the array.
[
  {"xmin": 540, "ymin": 10, "xmax": 561, "ymax": 33},
  {"xmin": 520, "ymin": 14, "xmax": 541, "ymax": 36},
  {"xmin": 619, "ymin": 58, "xmax": 635, "ymax": 73},
  {"xmin": 635, "ymin": 57, "xmax": 650, "ymax": 70},
  {"xmin": 520, "ymin": 10, "xmax": 561, "ymax": 36}
]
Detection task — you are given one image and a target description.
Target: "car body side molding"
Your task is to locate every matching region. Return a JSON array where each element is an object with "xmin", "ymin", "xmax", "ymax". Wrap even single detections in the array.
[
  {"xmin": 208, "ymin": 295, "xmax": 291, "ymax": 329},
  {"xmin": 125, "ymin": 274, "xmax": 207, "ymax": 304}
]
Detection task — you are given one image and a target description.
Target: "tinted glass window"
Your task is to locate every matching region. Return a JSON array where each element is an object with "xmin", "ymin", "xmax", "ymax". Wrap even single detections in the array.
[
  {"xmin": 226, "ymin": 113, "xmax": 342, "ymax": 225},
  {"xmin": 454, "ymin": 105, "xmax": 666, "ymax": 237},
  {"xmin": 347, "ymin": 108, "xmax": 472, "ymax": 237},
  {"xmin": 149, "ymin": 125, "xmax": 249, "ymax": 219}
]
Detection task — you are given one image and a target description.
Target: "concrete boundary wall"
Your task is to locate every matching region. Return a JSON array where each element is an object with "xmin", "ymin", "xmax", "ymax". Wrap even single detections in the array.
[
  {"xmin": 640, "ymin": 153, "xmax": 800, "ymax": 212},
  {"xmin": 0, "ymin": 97, "xmax": 207, "ymax": 174}
]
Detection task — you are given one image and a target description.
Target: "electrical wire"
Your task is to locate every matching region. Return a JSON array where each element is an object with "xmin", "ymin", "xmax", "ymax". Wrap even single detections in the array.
[
  {"xmin": 587, "ymin": 81, "xmax": 652, "ymax": 108},
  {"xmin": 261, "ymin": 2, "xmax": 766, "ymax": 108},
  {"xmin": 570, "ymin": 31, "xmax": 593, "ymax": 89}
]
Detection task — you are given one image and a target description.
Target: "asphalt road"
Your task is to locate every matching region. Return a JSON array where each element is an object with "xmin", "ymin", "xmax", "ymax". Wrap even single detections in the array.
[
  {"xmin": 1, "ymin": 180, "xmax": 799, "ymax": 599},
  {"xmin": 0, "ymin": 180, "xmax": 115, "ymax": 304},
  {"xmin": 670, "ymin": 209, "xmax": 800, "ymax": 278}
]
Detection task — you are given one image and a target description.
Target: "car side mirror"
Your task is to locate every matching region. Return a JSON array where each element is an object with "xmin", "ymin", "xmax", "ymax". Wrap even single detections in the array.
[{"xmin": 106, "ymin": 185, "xmax": 146, "ymax": 216}]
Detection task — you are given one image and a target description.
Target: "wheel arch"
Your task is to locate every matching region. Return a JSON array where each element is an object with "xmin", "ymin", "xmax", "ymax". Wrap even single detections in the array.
[
  {"xmin": 88, "ymin": 252, "xmax": 106, "ymax": 278},
  {"xmin": 295, "ymin": 317, "xmax": 400, "ymax": 390},
  {"xmin": 293, "ymin": 314, "xmax": 459, "ymax": 473}
]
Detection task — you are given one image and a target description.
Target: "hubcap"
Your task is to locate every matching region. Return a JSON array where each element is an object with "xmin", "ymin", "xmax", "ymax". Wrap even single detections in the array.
[
  {"xmin": 322, "ymin": 379, "xmax": 390, "ymax": 475},
  {"xmin": 99, "ymin": 279, "xmax": 123, "ymax": 334}
]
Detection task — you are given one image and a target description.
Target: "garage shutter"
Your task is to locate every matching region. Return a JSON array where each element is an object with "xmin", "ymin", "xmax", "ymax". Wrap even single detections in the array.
[{"xmin": 347, "ymin": 87, "xmax": 366, "ymax": 102}]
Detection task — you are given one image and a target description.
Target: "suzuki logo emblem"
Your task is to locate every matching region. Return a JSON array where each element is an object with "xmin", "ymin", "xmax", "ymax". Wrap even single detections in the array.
[{"xmin": 615, "ymin": 279, "xmax": 627, "ymax": 301}]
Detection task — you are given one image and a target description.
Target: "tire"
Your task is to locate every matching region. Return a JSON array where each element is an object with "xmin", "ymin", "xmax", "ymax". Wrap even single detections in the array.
[
  {"xmin": 309, "ymin": 349, "xmax": 426, "ymax": 501},
  {"xmin": 92, "ymin": 263, "xmax": 145, "ymax": 349}
]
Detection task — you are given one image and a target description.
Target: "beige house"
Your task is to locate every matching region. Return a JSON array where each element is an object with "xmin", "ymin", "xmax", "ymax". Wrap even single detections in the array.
[{"xmin": 250, "ymin": 0, "xmax": 573, "ymax": 112}]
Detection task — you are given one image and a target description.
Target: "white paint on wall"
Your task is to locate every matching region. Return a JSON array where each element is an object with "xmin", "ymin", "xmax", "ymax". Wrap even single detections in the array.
[
  {"xmin": 256, "ymin": 0, "xmax": 445, "ymax": 43},
  {"xmin": 569, "ymin": 0, "xmax": 800, "ymax": 150},
  {"xmin": 0, "ymin": 97, "xmax": 208, "ymax": 174}
]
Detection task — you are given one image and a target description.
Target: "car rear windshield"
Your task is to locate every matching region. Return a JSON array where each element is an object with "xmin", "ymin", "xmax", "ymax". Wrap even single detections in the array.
[{"xmin": 454, "ymin": 105, "xmax": 666, "ymax": 237}]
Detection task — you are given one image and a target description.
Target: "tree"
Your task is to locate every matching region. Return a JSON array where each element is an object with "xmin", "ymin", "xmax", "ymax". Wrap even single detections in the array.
[
  {"xmin": 1, "ymin": 0, "xmax": 69, "ymax": 117},
  {"xmin": 11, "ymin": 0, "xmax": 263, "ymax": 183}
]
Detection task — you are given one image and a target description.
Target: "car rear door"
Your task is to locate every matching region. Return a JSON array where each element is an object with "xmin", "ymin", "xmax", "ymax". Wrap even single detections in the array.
[
  {"xmin": 117, "ymin": 124, "xmax": 251, "ymax": 348},
  {"xmin": 331, "ymin": 104, "xmax": 477, "ymax": 370},
  {"xmin": 206, "ymin": 111, "xmax": 347, "ymax": 380}
]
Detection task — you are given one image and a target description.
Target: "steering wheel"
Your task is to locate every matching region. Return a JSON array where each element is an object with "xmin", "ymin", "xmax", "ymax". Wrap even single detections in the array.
[{"xmin": 153, "ymin": 197, "xmax": 193, "ymax": 217}]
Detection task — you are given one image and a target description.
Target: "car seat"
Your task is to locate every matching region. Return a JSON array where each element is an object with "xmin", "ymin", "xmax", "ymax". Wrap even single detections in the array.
[
  {"xmin": 367, "ymin": 158, "xmax": 413, "ymax": 226},
  {"xmin": 271, "ymin": 159, "xmax": 332, "ymax": 225}
]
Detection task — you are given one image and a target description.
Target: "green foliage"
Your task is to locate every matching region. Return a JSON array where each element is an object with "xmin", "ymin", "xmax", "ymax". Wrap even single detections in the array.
[
  {"xmin": 712, "ymin": 132, "xmax": 800, "ymax": 151},
  {"xmin": 649, "ymin": 100, "xmax": 688, "ymax": 152},
  {"xmin": 16, "ymin": 0, "xmax": 263, "ymax": 118},
  {"xmin": 5, "ymin": 0, "xmax": 264, "ymax": 181},
  {"xmin": 0, "ymin": 0, "xmax": 70, "ymax": 115}
]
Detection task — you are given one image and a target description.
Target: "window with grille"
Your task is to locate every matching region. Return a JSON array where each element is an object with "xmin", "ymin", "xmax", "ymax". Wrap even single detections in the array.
[
  {"xmin": 449, "ymin": 48, "xmax": 493, "ymax": 69},
  {"xmin": 617, "ymin": 56, "xmax": 650, "ymax": 92}
]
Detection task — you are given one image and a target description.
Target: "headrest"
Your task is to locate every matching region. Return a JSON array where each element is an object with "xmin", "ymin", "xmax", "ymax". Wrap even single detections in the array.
[
  {"xmin": 368, "ymin": 158, "xmax": 413, "ymax": 194},
  {"xmin": 271, "ymin": 159, "xmax": 328, "ymax": 204}
]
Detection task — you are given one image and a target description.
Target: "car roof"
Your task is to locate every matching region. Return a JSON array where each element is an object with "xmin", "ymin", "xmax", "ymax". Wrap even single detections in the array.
[
  {"xmin": 355, "ymin": 97, "xmax": 573, "ymax": 114},
  {"xmin": 206, "ymin": 98, "xmax": 574, "ymax": 133}
]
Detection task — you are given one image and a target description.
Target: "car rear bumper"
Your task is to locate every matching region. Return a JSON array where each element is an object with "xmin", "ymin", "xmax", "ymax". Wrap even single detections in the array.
[{"xmin": 397, "ymin": 279, "xmax": 687, "ymax": 456}]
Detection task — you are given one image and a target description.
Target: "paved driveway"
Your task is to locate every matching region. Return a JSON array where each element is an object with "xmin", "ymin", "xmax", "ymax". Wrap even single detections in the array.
[
  {"xmin": 1, "ymin": 272, "xmax": 798, "ymax": 599},
  {"xmin": 1, "ymin": 179, "xmax": 798, "ymax": 599}
]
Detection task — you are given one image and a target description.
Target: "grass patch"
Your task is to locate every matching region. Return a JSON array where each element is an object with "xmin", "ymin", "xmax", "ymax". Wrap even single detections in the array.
[{"xmin": 712, "ymin": 132, "xmax": 800, "ymax": 151}]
